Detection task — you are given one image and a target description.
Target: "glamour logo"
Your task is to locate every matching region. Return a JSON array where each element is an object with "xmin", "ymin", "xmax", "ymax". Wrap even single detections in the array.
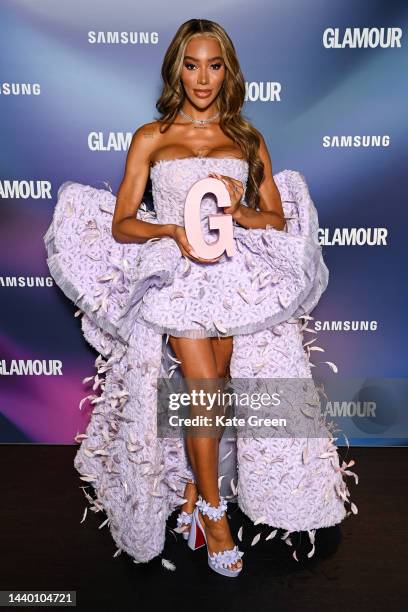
[
  {"xmin": 323, "ymin": 27, "xmax": 402, "ymax": 48},
  {"xmin": 324, "ymin": 402, "xmax": 376, "ymax": 418},
  {"xmin": 0, "ymin": 83, "xmax": 41, "ymax": 95},
  {"xmin": 317, "ymin": 228, "xmax": 387, "ymax": 246},
  {"xmin": 0, "ymin": 360, "xmax": 63, "ymax": 375},
  {"xmin": 245, "ymin": 82, "xmax": 281, "ymax": 102},
  {"xmin": 0, "ymin": 181, "xmax": 52, "ymax": 199},
  {"xmin": 322, "ymin": 135, "xmax": 390, "ymax": 147},
  {"xmin": 88, "ymin": 132, "xmax": 133, "ymax": 151},
  {"xmin": 314, "ymin": 320, "xmax": 378, "ymax": 332},
  {"xmin": 0, "ymin": 276, "xmax": 54, "ymax": 288},
  {"xmin": 88, "ymin": 31, "xmax": 158, "ymax": 44}
]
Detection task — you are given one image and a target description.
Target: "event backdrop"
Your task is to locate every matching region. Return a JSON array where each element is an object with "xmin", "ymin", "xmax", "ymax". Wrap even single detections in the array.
[{"xmin": 0, "ymin": 0, "xmax": 407, "ymax": 445}]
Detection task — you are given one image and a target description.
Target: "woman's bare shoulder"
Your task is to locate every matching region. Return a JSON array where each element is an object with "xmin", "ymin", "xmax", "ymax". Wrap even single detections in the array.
[
  {"xmin": 130, "ymin": 121, "xmax": 164, "ymax": 162},
  {"xmin": 132, "ymin": 120, "xmax": 163, "ymax": 141}
]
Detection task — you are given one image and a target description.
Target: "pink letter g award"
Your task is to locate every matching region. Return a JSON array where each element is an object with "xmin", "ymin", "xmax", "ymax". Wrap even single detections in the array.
[{"xmin": 184, "ymin": 177, "xmax": 236, "ymax": 260}]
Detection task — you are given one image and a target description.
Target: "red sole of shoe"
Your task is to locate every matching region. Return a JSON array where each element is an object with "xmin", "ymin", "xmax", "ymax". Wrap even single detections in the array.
[{"xmin": 193, "ymin": 523, "xmax": 206, "ymax": 549}]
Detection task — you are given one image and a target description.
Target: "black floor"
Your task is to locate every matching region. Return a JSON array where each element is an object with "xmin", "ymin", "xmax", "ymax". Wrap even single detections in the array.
[{"xmin": 0, "ymin": 445, "xmax": 406, "ymax": 611}]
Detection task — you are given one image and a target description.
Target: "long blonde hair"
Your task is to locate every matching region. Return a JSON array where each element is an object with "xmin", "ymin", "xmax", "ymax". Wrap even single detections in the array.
[{"xmin": 155, "ymin": 18, "xmax": 264, "ymax": 210}]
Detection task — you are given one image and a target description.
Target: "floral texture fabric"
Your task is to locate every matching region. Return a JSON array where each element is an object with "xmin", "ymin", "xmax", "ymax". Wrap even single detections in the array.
[{"xmin": 43, "ymin": 157, "xmax": 358, "ymax": 563}]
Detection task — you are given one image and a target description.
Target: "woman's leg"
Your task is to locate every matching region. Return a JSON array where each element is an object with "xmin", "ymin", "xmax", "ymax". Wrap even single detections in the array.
[
  {"xmin": 168, "ymin": 335, "xmax": 241, "ymax": 570},
  {"xmin": 183, "ymin": 335, "xmax": 233, "ymax": 491}
]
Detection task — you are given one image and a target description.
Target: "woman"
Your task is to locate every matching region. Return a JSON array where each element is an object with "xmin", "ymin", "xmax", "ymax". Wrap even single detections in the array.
[{"xmin": 44, "ymin": 18, "xmax": 358, "ymax": 578}]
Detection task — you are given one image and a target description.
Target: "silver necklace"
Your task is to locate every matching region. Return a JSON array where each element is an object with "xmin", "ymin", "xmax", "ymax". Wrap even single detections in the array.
[{"xmin": 179, "ymin": 108, "xmax": 220, "ymax": 128}]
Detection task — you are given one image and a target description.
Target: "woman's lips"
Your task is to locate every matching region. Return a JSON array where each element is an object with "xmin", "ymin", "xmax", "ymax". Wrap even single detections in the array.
[{"xmin": 194, "ymin": 90, "xmax": 212, "ymax": 98}]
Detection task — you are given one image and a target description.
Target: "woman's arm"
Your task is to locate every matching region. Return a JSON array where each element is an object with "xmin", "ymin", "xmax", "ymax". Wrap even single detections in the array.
[
  {"xmin": 112, "ymin": 125, "xmax": 176, "ymax": 244},
  {"xmin": 232, "ymin": 132, "xmax": 286, "ymax": 231}
]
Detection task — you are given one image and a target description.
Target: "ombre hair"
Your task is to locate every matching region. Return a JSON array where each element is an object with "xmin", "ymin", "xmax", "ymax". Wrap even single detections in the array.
[{"xmin": 155, "ymin": 18, "xmax": 264, "ymax": 210}]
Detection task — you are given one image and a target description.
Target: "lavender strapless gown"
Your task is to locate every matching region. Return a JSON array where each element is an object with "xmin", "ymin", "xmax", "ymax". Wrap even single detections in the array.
[{"xmin": 43, "ymin": 157, "xmax": 358, "ymax": 564}]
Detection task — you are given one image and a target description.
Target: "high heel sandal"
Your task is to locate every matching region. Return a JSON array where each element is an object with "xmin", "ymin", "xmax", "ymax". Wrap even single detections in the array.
[
  {"xmin": 175, "ymin": 510, "xmax": 193, "ymax": 540},
  {"xmin": 187, "ymin": 494, "xmax": 244, "ymax": 578},
  {"xmin": 174, "ymin": 480, "xmax": 197, "ymax": 540}
]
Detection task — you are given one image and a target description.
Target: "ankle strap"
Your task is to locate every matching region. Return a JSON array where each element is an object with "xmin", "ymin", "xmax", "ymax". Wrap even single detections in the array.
[
  {"xmin": 177, "ymin": 511, "xmax": 193, "ymax": 527},
  {"xmin": 195, "ymin": 495, "xmax": 228, "ymax": 521}
]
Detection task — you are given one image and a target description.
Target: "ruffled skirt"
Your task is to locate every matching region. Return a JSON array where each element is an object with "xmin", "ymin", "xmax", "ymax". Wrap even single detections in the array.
[{"xmin": 43, "ymin": 171, "xmax": 358, "ymax": 563}]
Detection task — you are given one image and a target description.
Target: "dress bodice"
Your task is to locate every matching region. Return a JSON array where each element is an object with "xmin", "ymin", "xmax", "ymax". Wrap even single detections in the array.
[{"xmin": 149, "ymin": 157, "xmax": 249, "ymax": 228}]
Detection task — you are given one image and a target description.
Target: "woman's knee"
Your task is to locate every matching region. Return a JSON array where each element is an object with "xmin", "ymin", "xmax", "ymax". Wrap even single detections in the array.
[{"xmin": 211, "ymin": 336, "xmax": 233, "ymax": 380}]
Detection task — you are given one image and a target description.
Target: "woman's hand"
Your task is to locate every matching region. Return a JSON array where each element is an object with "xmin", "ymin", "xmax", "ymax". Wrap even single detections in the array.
[
  {"xmin": 171, "ymin": 225, "xmax": 221, "ymax": 264},
  {"xmin": 208, "ymin": 171, "xmax": 244, "ymax": 216}
]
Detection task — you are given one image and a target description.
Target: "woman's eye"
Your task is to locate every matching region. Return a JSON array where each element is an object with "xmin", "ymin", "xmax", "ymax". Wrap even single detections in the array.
[{"xmin": 184, "ymin": 63, "xmax": 223, "ymax": 70}]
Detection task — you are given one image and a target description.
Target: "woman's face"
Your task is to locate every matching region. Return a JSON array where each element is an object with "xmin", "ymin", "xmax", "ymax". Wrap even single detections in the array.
[{"xmin": 180, "ymin": 36, "xmax": 226, "ymax": 109}]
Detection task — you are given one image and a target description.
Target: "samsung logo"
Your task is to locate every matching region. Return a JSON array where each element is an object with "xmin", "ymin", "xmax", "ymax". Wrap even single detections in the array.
[
  {"xmin": 323, "ymin": 135, "xmax": 390, "ymax": 148},
  {"xmin": 0, "ymin": 277, "xmax": 54, "ymax": 288},
  {"xmin": 314, "ymin": 320, "xmax": 378, "ymax": 332},
  {"xmin": 88, "ymin": 31, "xmax": 158, "ymax": 44},
  {"xmin": 0, "ymin": 83, "xmax": 41, "ymax": 95}
]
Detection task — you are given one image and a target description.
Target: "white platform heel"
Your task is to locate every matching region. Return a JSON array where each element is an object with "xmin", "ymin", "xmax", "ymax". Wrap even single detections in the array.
[{"xmin": 187, "ymin": 494, "xmax": 244, "ymax": 577}]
